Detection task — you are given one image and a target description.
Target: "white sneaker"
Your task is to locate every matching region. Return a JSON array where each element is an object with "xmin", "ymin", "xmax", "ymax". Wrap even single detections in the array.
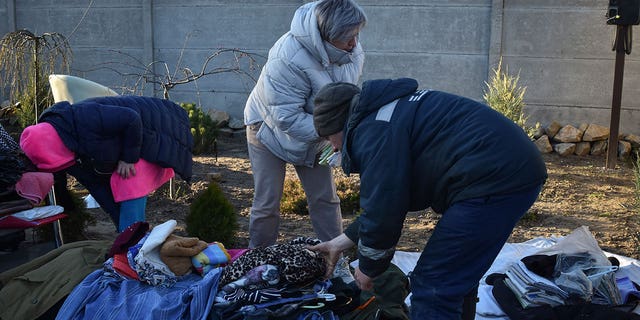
[{"xmin": 332, "ymin": 256, "xmax": 355, "ymax": 284}]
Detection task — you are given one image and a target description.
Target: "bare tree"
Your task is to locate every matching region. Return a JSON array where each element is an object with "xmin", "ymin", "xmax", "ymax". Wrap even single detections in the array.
[
  {"xmin": 82, "ymin": 46, "xmax": 263, "ymax": 104},
  {"xmin": 0, "ymin": 29, "xmax": 72, "ymax": 126}
]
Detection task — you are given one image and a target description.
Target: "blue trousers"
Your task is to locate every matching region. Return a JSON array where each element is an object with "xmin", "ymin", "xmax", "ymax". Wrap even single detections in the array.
[
  {"xmin": 118, "ymin": 196, "xmax": 147, "ymax": 232},
  {"xmin": 409, "ymin": 184, "xmax": 543, "ymax": 319}
]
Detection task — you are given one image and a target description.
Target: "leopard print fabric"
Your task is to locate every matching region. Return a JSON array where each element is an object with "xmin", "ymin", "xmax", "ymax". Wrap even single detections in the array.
[{"xmin": 220, "ymin": 237, "xmax": 326, "ymax": 286}]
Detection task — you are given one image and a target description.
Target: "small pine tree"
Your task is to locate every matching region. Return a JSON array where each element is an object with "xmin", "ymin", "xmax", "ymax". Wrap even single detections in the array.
[
  {"xmin": 180, "ymin": 102, "xmax": 218, "ymax": 155},
  {"xmin": 483, "ymin": 58, "xmax": 539, "ymax": 137},
  {"xmin": 186, "ymin": 182, "xmax": 237, "ymax": 245}
]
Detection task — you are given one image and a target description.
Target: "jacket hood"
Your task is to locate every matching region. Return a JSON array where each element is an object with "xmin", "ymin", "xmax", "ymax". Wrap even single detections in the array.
[
  {"xmin": 342, "ymin": 78, "xmax": 418, "ymax": 175},
  {"xmin": 349, "ymin": 78, "xmax": 418, "ymax": 125},
  {"xmin": 290, "ymin": 2, "xmax": 329, "ymax": 65},
  {"xmin": 359, "ymin": 78, "xmax": 418, "ymax": 112}
]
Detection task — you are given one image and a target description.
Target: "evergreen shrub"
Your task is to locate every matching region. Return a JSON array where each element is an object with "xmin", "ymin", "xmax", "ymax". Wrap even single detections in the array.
[
  {"xmin": 186, "ymin": 182, "xmax": 237, "ymax": 245},
  {"xmin": 280, "ymin": 174, "xmax": 361, "ymax": 216},
  {"xmin": 180, "ymin": 102, "xmax": 218, "ymax": 155},
  {"xmin": 483, "ymin": 58, "xmax": 539, "ymax": 138}
]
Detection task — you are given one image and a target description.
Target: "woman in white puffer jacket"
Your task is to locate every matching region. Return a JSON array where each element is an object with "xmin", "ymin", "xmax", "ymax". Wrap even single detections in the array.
[{"xmin": 244, "ymin": 0, "xmax": 366, "ymax": 248}]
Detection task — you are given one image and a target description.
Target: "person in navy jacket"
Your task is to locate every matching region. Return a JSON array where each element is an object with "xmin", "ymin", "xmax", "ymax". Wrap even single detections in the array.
[
  {"xmin": 20, "ymin": 96, "xmax": 193, "ymax": 232},
  {"xmin": 310, "ymin": 78, "xmax": 547, "ymax": 319}
]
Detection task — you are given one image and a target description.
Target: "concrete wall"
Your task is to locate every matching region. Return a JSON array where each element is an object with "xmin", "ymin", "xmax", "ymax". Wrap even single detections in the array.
[
  {"xmin": 499, "ymin": 1, "xmax": 640, "ymax": 135},
  {"xmin": 1, "ymin": 0, "xmax": 639, "ymax": 134}
]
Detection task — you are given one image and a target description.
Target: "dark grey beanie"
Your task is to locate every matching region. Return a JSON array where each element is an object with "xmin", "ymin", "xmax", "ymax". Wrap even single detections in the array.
[{"xmin": 313, "ymin": 82, "xmax": 361, "ymax": 137}]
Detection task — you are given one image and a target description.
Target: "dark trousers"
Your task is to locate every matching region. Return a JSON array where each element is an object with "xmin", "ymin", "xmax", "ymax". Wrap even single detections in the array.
[
  {"xmin": 67, "ymin": 164, "xmax": 120, "ymax": 229},
  {"xmin": 410, "ymin": 184, "xmax": 543, "ymax": 319}
]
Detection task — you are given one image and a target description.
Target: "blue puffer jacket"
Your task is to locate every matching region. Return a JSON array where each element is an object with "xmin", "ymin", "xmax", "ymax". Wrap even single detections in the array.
[
  {"xmin": 342, "ymin": 78, "xmax": 547, "ymax": 277},
  {"xmin": 39, "ymin": 96, "xmax": 193, "ymax": 181}
]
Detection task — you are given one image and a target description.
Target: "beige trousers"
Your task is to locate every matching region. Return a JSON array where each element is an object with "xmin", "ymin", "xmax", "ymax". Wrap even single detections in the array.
[{"xmin": 246, "ymin": 124, "xmax": 342, "ymax": 248}]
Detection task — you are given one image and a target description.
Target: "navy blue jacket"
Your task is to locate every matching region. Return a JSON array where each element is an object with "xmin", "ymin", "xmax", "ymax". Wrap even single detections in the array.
[
  {"xmin": 342, "ymin": 78, "xmax": 547, "ymax": 277},
  {"xmin": 39, "ymin": 96, "xmax": 193, "ymax": 181}
]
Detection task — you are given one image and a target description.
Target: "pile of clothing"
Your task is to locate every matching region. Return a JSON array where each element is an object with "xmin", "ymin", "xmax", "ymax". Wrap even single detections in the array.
[
  {"xmin": 0, "ymin": 123, "xmax": 62, "ymax": 234},
  {"xmin": 52, "ymin": 219, "xmax": 410, "ymax": 319},
  {"xmin": 56, "ymin": 219, "xmax": 234, "ymax": 318},
  {"xmin": 485, "ymin": 226, "xmax": 640, "ymax": 319}
]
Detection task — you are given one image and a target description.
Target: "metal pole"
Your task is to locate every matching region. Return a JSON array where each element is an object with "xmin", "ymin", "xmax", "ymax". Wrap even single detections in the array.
[
  {"xmin": 606, "ymin": 25, "xmax": 628, "ymax": 169},
  {"xmin": 47, "ymin": 189, "xmax": 64, "ymax": 248}
]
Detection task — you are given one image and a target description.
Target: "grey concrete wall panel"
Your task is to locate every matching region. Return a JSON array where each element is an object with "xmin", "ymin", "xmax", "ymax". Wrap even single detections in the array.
[
  {"xmin": 507, "ymin": 57, "xmax": 617, "ymax": 107},
  {"xmin": 361, "ymin": 5, "xmax": 491, "ymax": 54},
  {"xmin": 514, "ymin": 56, "xmax": 640, "ymax": 133},
  {"xmin": 357, "ymin": 0, "xmax": 491, "ymax": 5},
  {"xmin": 10, "ymin": 0, "xmax": 146, "ymax": 96},
  {"xmin": 154, "ymin": 0, "xmax": 307, "ymax": 5},
  {"xmin": 1, "ymin": 0, "xmax": 11, "ymax": 35},
  {"xmin": 70, "ymin": 48, "xmax": 147, "ymax": 94},
  {"xmin": 363, "ymin": 53, "xmax": 487, "ymax": 99},
  {"xmin": 15, "ymin": 7, "xmax": 143, "ymax": 47},
  {"xmin": 622, "ymin": 61, "xmax": 640, "ymax": 104},
  {"xmin": 153, "ymin": 4, "xmax": 296, "ymax": 50},
  {"xmin": 502, "ymin": 9, "xmax": 617, "ymax": 58},
  {"xmin": 499, "ymin": 0, "xmax": 640, "ymax": 134},
  {"xmin": 527, "ymin": 104, "xmax": 640, "ymax": 135},
  {"xmin": 15, "ymin": 0, "xmax": 142, "ymax": 6},
  {"xmin": 506, "ymin": 0, "xmax": 606, "ymax": 9}
]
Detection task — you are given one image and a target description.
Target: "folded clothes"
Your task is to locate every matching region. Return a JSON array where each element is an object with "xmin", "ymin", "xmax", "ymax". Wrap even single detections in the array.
[
  {"xmin": 112, "ymin": 253, "xmax": 139, "ymax": 280},
  {"xmin": 15, "ymin": 172, "xmax": 54, "ymax": 205},
  {"xmin": 160, "ymin": 234, "xmax": 208, "ymax": 276},
  {"xmin": 108, "ymin": 221, "xmax": 149, "ymax": 258},
  {"xmin": 0, "ymin": 198, "xmax": 34, "ymax": 216},
  {"xmin": 9, "ymin": 205, "xmax": 64, "ymax": 221},
  {"xmin": 192, "ymin": 242, "xmax": 231, "ymax": 275}
]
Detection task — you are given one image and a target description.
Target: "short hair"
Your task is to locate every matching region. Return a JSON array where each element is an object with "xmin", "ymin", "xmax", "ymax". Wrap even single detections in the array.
[{"xmin": 315, "ymin": 0, "xmax": 367, "ymax": 43}]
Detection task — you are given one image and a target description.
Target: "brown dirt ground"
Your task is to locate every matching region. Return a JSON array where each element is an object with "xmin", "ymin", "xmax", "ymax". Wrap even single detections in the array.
[{"xmin": 83, "ymin": 132, "xmax": 640, "ymax": 261}]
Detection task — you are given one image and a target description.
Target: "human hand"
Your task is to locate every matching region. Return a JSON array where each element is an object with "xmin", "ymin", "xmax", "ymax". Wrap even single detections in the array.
[
  {"xmin": 116, "ymin": 161, "xmax": 136, "ymax": 179},
  {"xmin": 308, "ymin": 233, "xmax": 355, "ymax": 279},
  {"xmin": 354, "ymin": 267, "xmax": 374, "ymax": 291}
]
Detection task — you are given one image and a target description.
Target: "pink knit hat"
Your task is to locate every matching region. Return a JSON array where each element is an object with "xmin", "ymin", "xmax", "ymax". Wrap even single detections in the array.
[{"xmin": 19, "ymin": 122, "xmax": 76, "ymax": 172}]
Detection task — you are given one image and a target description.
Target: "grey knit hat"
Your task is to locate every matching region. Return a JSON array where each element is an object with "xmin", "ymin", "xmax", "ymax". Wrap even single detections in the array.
[{"xmin": 313, "ymin": 82, "xmax": 361, "ymax": 137}]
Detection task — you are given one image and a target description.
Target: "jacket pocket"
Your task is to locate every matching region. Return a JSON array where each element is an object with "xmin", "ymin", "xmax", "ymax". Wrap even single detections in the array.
[{"xmin": 256, "ymin": 123, "xmax": 311, "ymax": 166}]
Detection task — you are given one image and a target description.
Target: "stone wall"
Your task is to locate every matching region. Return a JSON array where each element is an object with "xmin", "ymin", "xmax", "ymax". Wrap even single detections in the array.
[{"xmin": 533, "ymin": 122, "xmax": 640, "ymax": 159}]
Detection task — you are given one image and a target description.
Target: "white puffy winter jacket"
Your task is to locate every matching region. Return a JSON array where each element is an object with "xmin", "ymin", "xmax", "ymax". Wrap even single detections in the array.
[{"xmin": 244, "ymin": 1, "xmax": 364, "ymax": 167}]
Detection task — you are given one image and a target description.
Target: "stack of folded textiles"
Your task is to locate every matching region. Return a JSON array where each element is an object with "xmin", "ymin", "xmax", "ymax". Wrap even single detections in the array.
[{"xmin": 503, "ymin": 261, "xmax": 569, "ymax": 308}]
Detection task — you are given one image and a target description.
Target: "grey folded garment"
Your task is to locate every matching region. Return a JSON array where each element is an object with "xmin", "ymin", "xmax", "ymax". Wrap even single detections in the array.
[
  {"xmin": 0, "ymin": 198, "xmax": 34, "ymax": 216},
  {"xmin": 503, "ymin": 261, "xmax": 569, "ymax": 308}
]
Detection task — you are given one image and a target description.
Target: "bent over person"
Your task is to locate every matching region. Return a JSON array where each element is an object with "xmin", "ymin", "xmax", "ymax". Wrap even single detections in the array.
[
  {"xmin": 243, "ymin": 0, "xmax": 367, "ymax": 248},
  {"xmin": 309, "ymin": 78, "xmax": 548, "ymax": 319},
  {"xmin": 19, "ymin": 96, "xmax": 193, "ymax": 232}
]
